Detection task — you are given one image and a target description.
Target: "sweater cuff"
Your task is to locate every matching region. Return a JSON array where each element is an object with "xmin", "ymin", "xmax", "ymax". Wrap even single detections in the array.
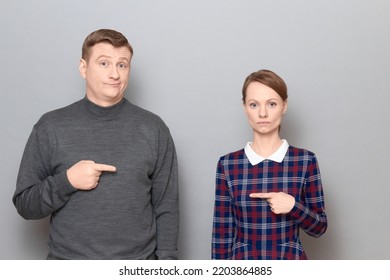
[
  {"xmin": 155, "ymin": 249, "xmax": 178, "ymax": 260},
  {"xmin": 52, "ymin": 170, "xmax": 78, "ymax": 198},
  {"xmin": 289, "ymin": 201, "xmax": 307, "ymax": 221}
]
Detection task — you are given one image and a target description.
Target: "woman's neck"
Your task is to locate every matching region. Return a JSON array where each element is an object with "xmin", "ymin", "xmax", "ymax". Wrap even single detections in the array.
[{"xmin": 251, "ymin": 133, "xmax": 283, "ymax": 158}]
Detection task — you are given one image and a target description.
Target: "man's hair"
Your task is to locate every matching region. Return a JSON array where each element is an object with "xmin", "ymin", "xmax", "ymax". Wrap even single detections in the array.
[
  {"xmin": 242, "ymin": 69, "xmax": 288, "ymax": 103},
  {"xmin": 81, "ymin": 29, "xmax": 134, "ymax": 61}
]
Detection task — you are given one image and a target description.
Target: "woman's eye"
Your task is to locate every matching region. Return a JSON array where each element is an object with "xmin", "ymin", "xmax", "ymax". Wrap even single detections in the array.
[
  {"xmin": 249, "ymin": 103, "xmax": 257, "ymax": 108},
  {"xmin": 268, "ymin": 102, "xmax": 277, "ymax": 108}
]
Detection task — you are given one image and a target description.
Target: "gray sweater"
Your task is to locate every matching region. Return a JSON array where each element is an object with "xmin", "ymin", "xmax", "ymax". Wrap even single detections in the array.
[{"xmin": 13, "ymin": 97, "xmax": 179, "ymax": 259}]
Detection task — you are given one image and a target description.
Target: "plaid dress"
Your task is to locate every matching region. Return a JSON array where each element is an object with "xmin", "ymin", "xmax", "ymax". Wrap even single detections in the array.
[{"xmin": 211, "ymin": 145, "xmax": 327, "ymax": 260}]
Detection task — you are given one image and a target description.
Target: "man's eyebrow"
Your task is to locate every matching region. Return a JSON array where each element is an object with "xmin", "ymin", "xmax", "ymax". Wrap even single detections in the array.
[
  {"xmin": 95, "ymin": 55, "xmax": 129, "ymax": 62},
  {"xmin": 96, "ymin": 55, "xmax": 111, "ymax": 60},
  {"xmin": 118, "ymin": 57, "xmax": 130, "ymax": 62}
]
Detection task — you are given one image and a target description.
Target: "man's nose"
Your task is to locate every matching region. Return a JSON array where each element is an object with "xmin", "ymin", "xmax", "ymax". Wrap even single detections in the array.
[{"xmin": 109, "ymin": 66, "xmax": 119, "ymax": 79}]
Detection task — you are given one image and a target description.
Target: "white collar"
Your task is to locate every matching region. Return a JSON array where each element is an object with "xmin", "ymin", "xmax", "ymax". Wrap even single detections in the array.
[{"xmin": 244, "ymin": 139, "xmax": 289, "ymax": 165}]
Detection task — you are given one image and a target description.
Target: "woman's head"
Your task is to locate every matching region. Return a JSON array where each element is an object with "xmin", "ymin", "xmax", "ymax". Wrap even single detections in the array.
[
  {"xmin": 242, "ymin": 69, "xmax": 288, "ymax": 135},
  {"xmin": 242, "ymin": 69, "xmax": 288, "ymax": 104}
]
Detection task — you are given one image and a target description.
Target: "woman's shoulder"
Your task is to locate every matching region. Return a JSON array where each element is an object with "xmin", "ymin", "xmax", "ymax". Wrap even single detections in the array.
[
  {"xmin": 219, "ymin": 148, "xmax": 245, "ymax": 160},
  {"xmin": 287, "ymin": 145, "xmax": 317, "ymax": 159}
]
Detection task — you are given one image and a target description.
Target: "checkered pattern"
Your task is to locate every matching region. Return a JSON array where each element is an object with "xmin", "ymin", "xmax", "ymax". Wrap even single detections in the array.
[{"xmin": 212, "ymin": 146, "xmax": 327, "ymax": 260}]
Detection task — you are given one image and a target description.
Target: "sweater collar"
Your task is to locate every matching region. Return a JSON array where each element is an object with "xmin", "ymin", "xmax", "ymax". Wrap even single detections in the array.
[{"xmin": 81, "ymin": 96, "xmax": 126, "ymax": 120}]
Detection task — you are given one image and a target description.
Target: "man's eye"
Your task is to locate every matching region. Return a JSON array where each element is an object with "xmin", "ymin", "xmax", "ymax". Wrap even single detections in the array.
[
  {"xmin": 99, "ymin": 61, "xmax": 108, "ymax": 67},
  {"xmin": 118, "ymin": 63, "xmax": 127, "ymax": 69}
]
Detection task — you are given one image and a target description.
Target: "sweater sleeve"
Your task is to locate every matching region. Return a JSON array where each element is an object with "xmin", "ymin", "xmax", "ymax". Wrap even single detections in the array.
[
  {"xmin": 12, "ymin": 126, "xmax": 77, "ymax": 220},
  {"xmin": 150, "ymin": 126, "xmax": 179, "ymax": 260},
  {"xmin": 211, "ymin": 158, "xmax": 235, "ymax": 259},
  {"xmin": 289, "ymin": 154, "xmax": 327, "ymax": 237}
]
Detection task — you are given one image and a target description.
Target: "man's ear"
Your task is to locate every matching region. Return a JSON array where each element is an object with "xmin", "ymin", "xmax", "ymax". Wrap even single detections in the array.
[{"xmin": 79, "ymin": 59, "xmax": 87, "ymax": 79}]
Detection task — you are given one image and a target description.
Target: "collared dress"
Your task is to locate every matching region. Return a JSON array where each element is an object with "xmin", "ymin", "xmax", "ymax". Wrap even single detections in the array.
[{"xmin": 212, "ymin": 140, "xmax": 327, "ymax": 260}]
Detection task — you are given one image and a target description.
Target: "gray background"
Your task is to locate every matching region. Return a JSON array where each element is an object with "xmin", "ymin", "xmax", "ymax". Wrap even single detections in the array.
[{"xmin": 1, "ymin": 0, "xmax": 389, "ymax": 260}]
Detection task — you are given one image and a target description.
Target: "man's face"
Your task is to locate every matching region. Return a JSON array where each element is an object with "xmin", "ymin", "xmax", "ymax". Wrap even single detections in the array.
[{"xmin": 79, "ymin": 42, "xmax": 132, "ymax": 107}]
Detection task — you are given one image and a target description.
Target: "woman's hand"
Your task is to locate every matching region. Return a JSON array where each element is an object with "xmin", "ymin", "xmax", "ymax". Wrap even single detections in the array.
[{"xmin": 249, "ymin": 192, "xmax": 295, "ymax": 214}]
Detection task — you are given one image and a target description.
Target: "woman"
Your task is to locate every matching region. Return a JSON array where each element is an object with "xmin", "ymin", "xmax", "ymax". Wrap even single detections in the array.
[{"xmin": 211, "ymin": 69, "xmax": 327, "ymax": 260}]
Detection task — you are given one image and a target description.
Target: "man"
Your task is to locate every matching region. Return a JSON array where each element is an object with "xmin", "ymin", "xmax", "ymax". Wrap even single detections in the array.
[{"xmin": 13, "ymin": 29, "xmax": 179, "ymax": 260}]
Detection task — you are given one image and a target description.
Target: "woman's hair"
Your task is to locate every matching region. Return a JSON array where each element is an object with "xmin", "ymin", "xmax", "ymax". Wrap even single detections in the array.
[
  {"xmin": 81, "ymin": 29, "xmax": 134, "ymax": 61},
  {"xmin": 242, "ymin": 69, "xmax": 288, "ymax": 103}
]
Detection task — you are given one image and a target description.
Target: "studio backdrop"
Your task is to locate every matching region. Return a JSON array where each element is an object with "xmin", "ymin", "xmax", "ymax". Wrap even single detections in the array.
[{"xmin": 1, "ymin": 0, "xmax": 389, "ymax": 259}]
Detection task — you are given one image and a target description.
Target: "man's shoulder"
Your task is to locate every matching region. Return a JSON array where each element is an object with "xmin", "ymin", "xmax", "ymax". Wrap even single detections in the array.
[
  {"xmin": 35, "ymin": 99, "xmax": 83, "ymax": 128},
  {"xmin": 124, "ymin": 100, "xmax": 168, "ymax": 128}
]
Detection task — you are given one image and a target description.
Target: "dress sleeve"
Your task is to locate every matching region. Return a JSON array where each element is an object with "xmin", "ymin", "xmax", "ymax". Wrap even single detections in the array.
[
  {"xmin": 12, "ymin": 126, "xmax": 77, "ymax": 220},
  {"xmin": 289, "ymin": 154, "xmax": 327, "ymax": 237},
  {"xmin": 150, "ymin": 126, "xmax": 179, "ymax": 260},
  {"xmin": 212, "ymin": 158, "xmax": 235, "ymax": 259}
]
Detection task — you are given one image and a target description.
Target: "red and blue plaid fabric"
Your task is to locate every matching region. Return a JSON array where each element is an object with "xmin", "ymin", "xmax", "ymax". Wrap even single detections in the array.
[{"xmin": 212, "ymin": 146, "xmax": 327, "ymax": 260}]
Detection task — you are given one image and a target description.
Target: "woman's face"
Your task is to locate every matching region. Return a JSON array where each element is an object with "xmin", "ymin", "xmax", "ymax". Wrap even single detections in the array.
[{"xmin": 243, "ymin": 81, "xmax": 287, "ymax": 136}]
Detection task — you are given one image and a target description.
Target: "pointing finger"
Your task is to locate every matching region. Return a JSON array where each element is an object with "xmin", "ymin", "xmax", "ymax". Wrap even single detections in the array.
[
  {"xmin": 249, "ymin": 192, "xmax": 275, "ymax": 199},
  {"xmin": 93, "ymin": 163, "xmax": 117, "ymax": 172}
]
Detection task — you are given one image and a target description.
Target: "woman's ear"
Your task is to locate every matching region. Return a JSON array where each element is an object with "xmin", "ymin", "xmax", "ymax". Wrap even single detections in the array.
[
  {"xmin": 282, "ymin": 100, "xmax": 288, "ymax": 115},
  {"xmin": 242, "ymin": 101, "xmax": 248, "ymax": 114}
]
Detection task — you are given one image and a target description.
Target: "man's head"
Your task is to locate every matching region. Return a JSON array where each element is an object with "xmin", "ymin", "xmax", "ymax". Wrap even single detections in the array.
[
  {"xmin": 82, "ymin": 29, "xmax": 133, "ymax": 62},
  {"xmin": 79, "ymin": 29, "xmax": 133, "ymax": 107}
]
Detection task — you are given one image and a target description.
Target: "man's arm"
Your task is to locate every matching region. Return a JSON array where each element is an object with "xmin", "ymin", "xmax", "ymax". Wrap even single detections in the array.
[
  {"xmin": 13, "ymin": 127, "xmax": 77, "ymax": 219},
  {"xmin": 13, "ymin": 127, "xmax": 118, "ymax": 220},
  {"xmin": 150, "ymin": 126, "xmax": 179, "ymax": 260}
]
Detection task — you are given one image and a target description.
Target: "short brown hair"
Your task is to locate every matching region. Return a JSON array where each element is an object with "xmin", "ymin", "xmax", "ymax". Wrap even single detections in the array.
[
  {"xmin": 81, "ymin": 29, "xmax": 134, "ymax": 61},
  {"xmin": 242, "ymin": 69, "xmax": 288, "ymax": 103}
]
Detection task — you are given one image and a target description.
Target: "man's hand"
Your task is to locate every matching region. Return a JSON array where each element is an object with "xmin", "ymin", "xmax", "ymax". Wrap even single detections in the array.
[
  {"xmin": 67, "ymin": 160, "xmax": 116, "ymax": 190},
  {"xmin": 249, "ymin": 192, "xmax": 295, "ymax": 214}
]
